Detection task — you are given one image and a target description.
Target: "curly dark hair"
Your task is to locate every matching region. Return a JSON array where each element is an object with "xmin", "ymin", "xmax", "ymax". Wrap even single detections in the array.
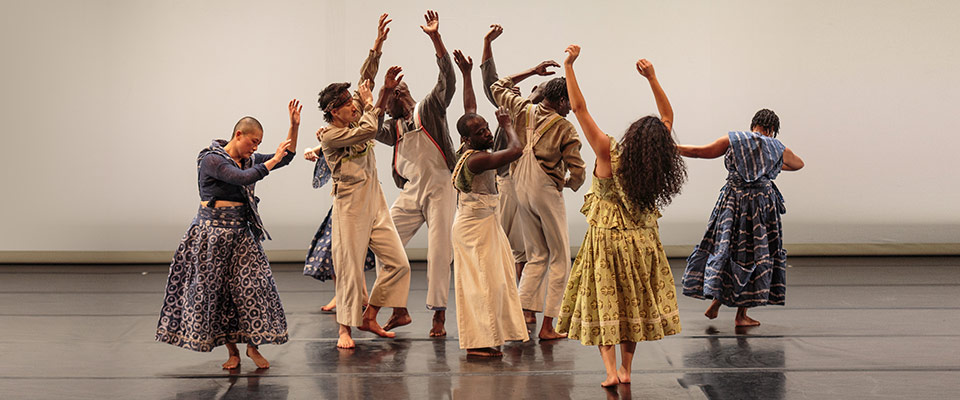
[
  {"xmin": 751, "ymin": 108, "xmax": 780, "ymax": 137},
  {"xmin": 540, "ymin": 77, "xmax": 568, "ymax": 104},
  {"xmin": 318, "ymin": 82, "xmax": 352, "ymax": 123},
  {"xmin": 617, "ymin": 116, "xmax": 687, "ymax": 211}
]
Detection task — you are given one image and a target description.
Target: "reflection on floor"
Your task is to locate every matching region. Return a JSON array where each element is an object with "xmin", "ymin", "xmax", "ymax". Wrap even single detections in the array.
[{"xmin": 1, "ymin": 257, "xmax": 958, "ymax": 399}]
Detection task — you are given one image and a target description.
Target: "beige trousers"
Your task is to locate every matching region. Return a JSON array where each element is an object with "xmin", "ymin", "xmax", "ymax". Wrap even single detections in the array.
[
  {"xmin": 496, "ymin": 174, "xmax": 527, "ymax": 264},
  {"xmin": 332, "ymin": 178, "xmax": 411, "ymax": 327},
  {"xmin": 390, "ymin": 124, "xmax": 455, "ymax": 310},
  {"xmin": 453, "ymin": 192, "xmax": 530, "ymax": 349}
]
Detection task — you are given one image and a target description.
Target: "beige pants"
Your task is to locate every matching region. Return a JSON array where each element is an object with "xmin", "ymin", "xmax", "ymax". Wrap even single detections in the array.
[
  {"xmin": 496, "ymin": 174, "xmax": 527, "ymax": 264},
  {"xmin": 391, "ymin": 125, "xmax": 455, "ymax": 310},
  {"xmin": 453, "ymin": 192, "xmax": 529, "ymax": 349},
  {"xmin": 332, "ymin": 179, "xmax": 411, "ymax": 327}
]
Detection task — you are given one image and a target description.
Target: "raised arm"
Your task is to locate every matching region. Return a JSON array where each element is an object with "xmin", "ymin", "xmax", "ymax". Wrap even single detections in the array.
[
  {"xmin": 564, "ymin": 45, "xmax": 611, "ymax": 176},
  {"xmin": 285, "ymin": 99, "xmax": 302, "ymax": 157},
  {"xmin": 491, "ymin": 60, "xmax": 558, "ymax": 117},
  {"xmin": 358, "ymin": 14, "xmax": 391, "ymax": 89},
  {"xmin": 466, "ymin": 107, "xmax": 523, "ymax": 173},
  {"xmin": 420, "ymin": 10, "xmax": 456, "ymax": 110},
  {"xmin": 636, "ymin": 59, "xmax": 673, "ymax": 131},
  {"xmin": 480, "ymin": 24, "xmax": 503, "ymax": 106},
  {"xmin": 676, "ymin": 135, "xmax": 730, "ymax": 159},
  {"xmin": 375, "ymin": 67, "xmax": 404, "ymax": 145},
  {"xmin": 454, "ymin": 49, "xmax": 476, "ymax": 114},
  {"xmin": 781, "ymin": 147, "xmax": 805, "ymax": 171}
]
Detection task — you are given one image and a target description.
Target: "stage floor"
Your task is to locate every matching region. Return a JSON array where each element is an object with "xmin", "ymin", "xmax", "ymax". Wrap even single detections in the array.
[{"xmin": 1, "ymin": 256, "xmax": 958, "ymax": 399}]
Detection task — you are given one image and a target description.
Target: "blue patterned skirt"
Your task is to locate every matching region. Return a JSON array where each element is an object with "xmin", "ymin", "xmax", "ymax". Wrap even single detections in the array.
[
  {"xmin": 682, "ymin": 181, "xmax": 787, "ymax": 307},
  {"xmin": 303, "ymin": 207, "xmax": 375, "ymax": 281},
  {"xmin": 156, "ymin": 206, "xmax": 288, "ymax": 352}
]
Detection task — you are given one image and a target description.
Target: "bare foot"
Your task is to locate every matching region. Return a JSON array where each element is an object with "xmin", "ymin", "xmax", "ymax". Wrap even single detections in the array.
[
  {"xmin": 538, "ymin": 317, "xmax": 567, "ymax": 341},
  {"xmin": 321, "ymin": 296, "xmax": 336, "ymax": 312},
  {"xmin": 337, "ymin": 325, "xmax": 356, "ymax": 349},
  {"xmin": 429, "ymin": 310, "xmax": 446, "ymax": 337},
  {"xmin": 600, "ymin": 376, "xmax": 620, "ymax": 387},
  {"xmin": 382, "ymin": 308, "xmax": 412, "ymax": 331},
  {"xmin": 245, "ymin": 346, "xmax": 270, "ymax": 369},
  {"xmin": 735, "ymin": 316, "xmax": 761, "ymax": 327},
  {"xmin": 222, "ymin": 343, "xmax": 241, "ymax": 369},
  {"xmin": 704, "ymin": 300, "xmax": 721, "ymax": 319},
  {"xmin": 617, "ymin": 366, "xmax": 631, "ymax": 384},
  {"xmin": 467, "ymin": 347, "xmax": 503, "ymax": 357},
  {"xmin": 359, "ymin": 316, "xmax": 396, "ymax": 338},
  {"xmin": 523, "ymin": 310, "xmax": 536, "ymax": 324}
]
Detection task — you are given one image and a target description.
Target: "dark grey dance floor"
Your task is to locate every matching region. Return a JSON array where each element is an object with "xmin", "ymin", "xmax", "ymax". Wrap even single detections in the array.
[{"xmin": 1, "ymin": 256, "xmax": 958, "ymax": 399}]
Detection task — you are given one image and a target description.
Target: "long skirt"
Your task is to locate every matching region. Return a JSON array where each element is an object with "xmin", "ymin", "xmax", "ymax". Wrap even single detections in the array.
[
  {"xmin": 453, "ymin": 193, "xmax": 529, "ymax": 349},
  {"xmin": 156, "ymin": 206, "xmax": 288, "ymax": 352},
  {"xmin": 304, "ymin": 206, "xmax": 376, "ymax": 281}
]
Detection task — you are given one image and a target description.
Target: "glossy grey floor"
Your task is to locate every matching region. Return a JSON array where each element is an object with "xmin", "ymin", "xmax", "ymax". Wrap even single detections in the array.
[{"xmin": 1, "ymin": 257, "xmax": 958, "ymax": 399}]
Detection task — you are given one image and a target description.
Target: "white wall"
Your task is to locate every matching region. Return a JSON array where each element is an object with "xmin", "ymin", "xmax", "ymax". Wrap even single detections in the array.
[{"xmin": 2, "ymin": 0, "xmax": 958, "ymax": 253}]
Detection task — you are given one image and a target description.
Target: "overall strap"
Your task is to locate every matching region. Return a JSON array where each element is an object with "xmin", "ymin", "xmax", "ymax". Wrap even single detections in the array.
[{"xmin": 413, "ymin": 102, "xmax": 449, "ymax": 166}]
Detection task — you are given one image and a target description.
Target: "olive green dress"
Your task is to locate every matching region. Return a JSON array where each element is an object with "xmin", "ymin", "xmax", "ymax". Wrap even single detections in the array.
[{"xmin": 557, "ymin": 138, "xmax": 681, "ymax": 346}]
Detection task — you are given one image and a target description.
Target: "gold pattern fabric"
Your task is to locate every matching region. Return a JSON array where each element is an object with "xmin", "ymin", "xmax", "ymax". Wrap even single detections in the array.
[{"xmin": 557, "ymin": 138, "xmax": 681, "ymax": 346}]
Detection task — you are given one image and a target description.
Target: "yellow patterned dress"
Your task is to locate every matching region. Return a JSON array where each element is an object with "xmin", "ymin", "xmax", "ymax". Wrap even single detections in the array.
[{"xmin": 557, "ymin": 138, "xmax": 681, "ymax": 346}]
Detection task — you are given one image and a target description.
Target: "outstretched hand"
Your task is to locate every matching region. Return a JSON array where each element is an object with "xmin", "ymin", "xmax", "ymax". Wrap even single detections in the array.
[
  {"xmin": 274, "ymin": 139, "xmax": 293, "ymax": 159},
  {"xmin": 564, "ymin": 45, "xmax": 580, "ymax": 66},
  {"xmin": 420, "ymin": 10, "xmax": 439, "ymax": 35},
  {"xmin": 453, "ymin": 49, "xmax": 473, "ymax": 74},
  {"xmin": 288, "ymin": 99, "xmax": 302, "ymax": 126},
  {"xmin": 532, "ymin": 60, "xmax": 560, "ymax": 76},
  {"xmin": 495, "ymin": 106, "xmax": 512, "ymax": 127},
  {"xmin": 384, "ymin": 66, "xmax": 403, "ymax": 90},
  {"xmin": 358, "ymin": 79, "xmax": 373, "ymax": 106},
  {"xmin": 636, "ymin": 58, "xmax": 656, "ymax": 79},
  {"xmin": 376, "ymin": 13, "xmax": 392, "ymax": 44},
  {"xmin": 485, "ymin": 24, "xmax": 503, "ymax": 43}
]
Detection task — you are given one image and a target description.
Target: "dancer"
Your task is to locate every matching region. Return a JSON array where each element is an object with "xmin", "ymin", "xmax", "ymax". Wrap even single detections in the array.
[
  {"xmin": 451, "ymin": 48, "xmax": 529, "ymax": 357},
  {"xmin": 302, "ymin": 13, "xmax": 391, "ymax": 312},
  {"xmin": 679, "ymin": 109, "xmax": 805, "ymax": 327},
  {"xmin": 156, "ymin": 100, "xmax": 302, "ymax": 370},
  {"xmin": 480, "ymin": 23, "xmax": 528, "ymax": 284},
  {"xmin": 376, "ymin": 10, "xmax": 457, "ymax": 337},
  {"xmin": 319, "ymin": 65, "xmax": 411, "ymax": 349},
  {"xmin": 557, "ymin": 45, "xmax": 685, "ymax": 387},
  {"xmin": 491, "ymin": 58, "xmax": 585, "ymax": 340}
]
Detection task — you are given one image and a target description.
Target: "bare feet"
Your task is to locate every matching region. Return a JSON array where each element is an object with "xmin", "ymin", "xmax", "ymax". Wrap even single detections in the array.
[
  {"xmin": 382, "ymin": 308, "xmax": 412, "ymax": 332},
  {"xmin": 245, "ymin": 346, "xmax": 270, "ymax": 369},
  {"xmin": 467, "ymin": 347, "xmax": 503, "ymax": 357},
  {"xmin": 617, "ymin": 366, "xmax": 631, "ymax": 384},
  {"xmin": 321, "ymin": 296, "xmax": 336, "ymax": 312},
  {"xmin": 600, "ymin": 376, "xmax": 620, "ymax": 387},
  {"xmin": 337, "ymin": 324, "xmax": 356, "ymax": 349},
  {"xmin": 429, "ymin": 310, "xmax": 446, "ymax": 337},
  {"xmin": 222, "ymin": 345, "xmax": 241, "ymax": 370},
  {"xmin": 538, "ymin": 317, "xmax": 567, "ymax": 341},
  {"xmin": 735, "ymin": 307, "xmax": 761, "ymax": 327},
  {"xmin": 523, "ymin": 310, "xmax": 536, "ymax": 324},
  {"xmin": 704, "ymin": 299, "xmax": 721, "ymax": 319}
]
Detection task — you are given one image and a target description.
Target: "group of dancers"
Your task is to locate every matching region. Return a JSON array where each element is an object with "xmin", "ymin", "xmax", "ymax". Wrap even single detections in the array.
[{"xmin": 155, "ymin": 12, "xmax": 804, "ymax": 388}]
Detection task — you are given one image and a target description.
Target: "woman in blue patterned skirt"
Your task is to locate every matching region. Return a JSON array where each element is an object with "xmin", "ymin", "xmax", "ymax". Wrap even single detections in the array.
[
  {"xmin": 678, "ymin": 109, "xmax": 804, "ymax": 327},
  {"xmin": 156, "ymin": 100, "xmax": 301, "ymax": 369}
]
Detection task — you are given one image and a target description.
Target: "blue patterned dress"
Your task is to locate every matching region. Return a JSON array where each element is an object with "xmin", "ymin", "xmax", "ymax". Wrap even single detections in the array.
[
  {"xmin": 682, "ymin": 131, "xmax": 787, "ymax": 307},
  {"xmin": 303, "ymin": 154, "xmax": 375, "ymax": 281}
]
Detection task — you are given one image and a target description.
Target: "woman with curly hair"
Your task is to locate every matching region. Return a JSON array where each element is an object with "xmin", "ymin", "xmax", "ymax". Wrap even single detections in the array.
[
  {"xmin": 557, "ymin": 45, "xmax": 685, "ymax": 388},
  {"xmin": 678, "ymin": 109, "xmax": 804, "ymax": 327}
]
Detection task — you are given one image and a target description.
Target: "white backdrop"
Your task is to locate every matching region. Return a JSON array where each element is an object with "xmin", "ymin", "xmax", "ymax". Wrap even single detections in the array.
[{"xmin": 2, "ymin": 0, "xmax": 958, "ymax": 254}]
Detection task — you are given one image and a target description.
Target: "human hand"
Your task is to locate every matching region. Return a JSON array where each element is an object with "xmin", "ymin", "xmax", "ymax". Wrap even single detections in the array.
[
  {"xmin": 375, "ymin": 13, "xmax": 391, "ymax": 45},
  {"xmin": 484, "ymin": 24, "xmax": 503, "ymax": 43},
  {"xmin": 358, "ymin": 79, "xmax": 373, "ymax": 106},
  {"xmin": 532, "ymin": 60, "xmax": 560, "ymax": 76},
  {"xmin": 315, "ymin": 127, "xmax": 326, "ymax": 142},
  {"xmin": 384, "ymin": 66, "xmax": 403, "ymax": 90},
  {"xmin": 304, "ymin": 147, "xmax": 319, "ymax": 161},
  {"xmin": 288, "ymin": 99, "xmax": 302, "ymax": 126},
  {"xmin": 420, "ymin": 10, "xmax": 439, "ymax": 36},
  {"xmin": 495, "ymin": 106, "xmax": 512, "ymax": 127},
  {"xmin": 453, "ymin": 49, "xmax": 473, "ymax": 74},
  {"xmin": 274, "ymin": 139, "xmax": 293, "ymax": 160},
  {"xmin": 510, "ymin": 86, "xmax": 521, "ymax": 96},
  {"xmin": 564, "ymin": 45, "xmax": 580, "ymax": 66},
  {"xmin": 636, "ymin": 58, "xmax": 655, "ymax": 79}
]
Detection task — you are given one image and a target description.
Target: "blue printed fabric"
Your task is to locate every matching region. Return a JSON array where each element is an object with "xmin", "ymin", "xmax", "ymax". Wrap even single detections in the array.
[
  {"xmin": 303, "ymin": 155, "xmax": 375, "ymax": 281},
  {"xmin": 156, "ymin": 205, "xmax": 288, "ymax": 351},
  {"xmin": 682, "ymin": 131, "xmax": 788, "ymax": 307}
]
